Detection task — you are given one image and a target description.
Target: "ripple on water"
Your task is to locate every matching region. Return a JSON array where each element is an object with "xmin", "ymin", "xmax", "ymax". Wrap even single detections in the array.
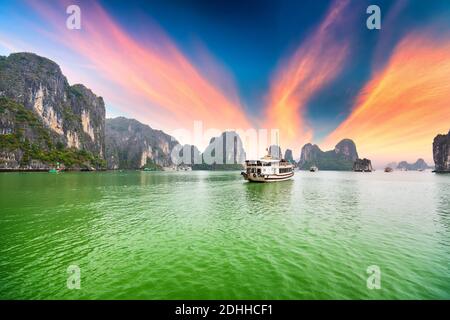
[{"xmin": 0, "ymin": 171, "xmax": 449, "ymax": 299}]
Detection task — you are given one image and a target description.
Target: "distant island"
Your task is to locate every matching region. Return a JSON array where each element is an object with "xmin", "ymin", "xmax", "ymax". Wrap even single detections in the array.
[
  {"xmin": 396, "ymin": 159, "xmax": 432, "ymax": 171},
  {"xmin": 384, "ymin": 159, "xmax": 435, "ymax": 171},
  {"xmin": 284, "ymin": 149, "xmax": 294, "ymax": 163},
  {"xmin": 298, "ymin": 139, "xmax": 363, "ymax": 171}
]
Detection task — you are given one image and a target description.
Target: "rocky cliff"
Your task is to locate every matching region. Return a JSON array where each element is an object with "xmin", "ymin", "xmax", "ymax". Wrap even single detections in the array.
[
  {"xmin": 105, "ymin": 117, "xmax": 179, "ymax": 170},
  {"xmin": 334, "ymin": 139, "xmax": 359, "ymax": 162},
  {"xmin": 284, "ymin": 149, "xmax": 294, "ymax": 163},
  {"xmin": 298, "ymin": 139, "xmax": 359, "ymax": 171},
  {"xmin": 193, "ymin": 131, "xmax": 246, "ymax": 170},
  {"xmin": 433, "ymin": 130, "xmax": 450, "ymax": 172},
  {"xmin": 299, "ymin": 143, "xmax": 322, "ymax": 166},
  {"xmin": 0, "ymin": 53, "xmax": 105, "ymax": 170}
]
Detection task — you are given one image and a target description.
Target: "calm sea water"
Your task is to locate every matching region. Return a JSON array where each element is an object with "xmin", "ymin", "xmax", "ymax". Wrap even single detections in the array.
[{"xmin": 0, "ymin": 170, "xmax": 449, "ymax": 299}]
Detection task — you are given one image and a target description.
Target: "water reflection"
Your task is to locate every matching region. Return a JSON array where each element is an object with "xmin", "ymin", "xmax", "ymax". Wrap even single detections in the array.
[
  {"xmin": 240, "ymin": 179, "xmax": 295, "ymax": 220},
  {"xmin": 332, "ymin": 175, "xmax": 362, "ymax": 237},
  {"xmin": 243, "ymin": 179, "xmax": 294, "ymax": 204}
]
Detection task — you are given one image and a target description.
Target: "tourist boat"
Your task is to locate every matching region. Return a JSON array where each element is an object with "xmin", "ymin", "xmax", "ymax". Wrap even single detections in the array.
[
  {"xmin": 241, "ymin": 155, "xmax": 294, "ymax": 182},
  {"xmin": 384, "ymin": 167, "xmax": 393, "ymax": 172},
  {"xmin": 310, "ymin": 166, "xmax": 318, "ymax": 172}
]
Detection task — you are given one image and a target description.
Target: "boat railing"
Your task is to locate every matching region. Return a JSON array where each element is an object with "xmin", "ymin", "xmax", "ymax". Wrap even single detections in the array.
[
  {"xmin": 245, "ymin": 161, "xmax": 293, "ymax": 167},
  {"xmin": 245, "ymin": 163, "xmax": 272, "ymax": 167}
]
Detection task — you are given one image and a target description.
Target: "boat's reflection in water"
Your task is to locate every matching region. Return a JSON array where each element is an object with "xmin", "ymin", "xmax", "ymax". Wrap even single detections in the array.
[{"xmin": 242, "ymin": 176, "xmax": 294, "ymax": 213}]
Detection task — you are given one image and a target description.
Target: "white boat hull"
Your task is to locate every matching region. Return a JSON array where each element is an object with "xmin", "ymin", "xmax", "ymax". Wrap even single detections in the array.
[{"xmin": 242, "ymin": 171, "xmax": 294, "ymax": 182}]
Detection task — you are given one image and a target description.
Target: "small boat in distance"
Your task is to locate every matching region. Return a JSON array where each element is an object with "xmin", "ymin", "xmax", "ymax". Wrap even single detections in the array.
[
  {"xmin": 49, "ymin": 162, "xmax": 61, "ymax": 174},
  {"xmin": 310, "ymin": 166, "xmax": 318, "ymax": 172},
  {"xmin": 241, "ymin": 155, "xmax": 294, "ymax": 182},
  {"xmin": 384, "ymin": 167, "xmax": 393, "ymax": 172}
]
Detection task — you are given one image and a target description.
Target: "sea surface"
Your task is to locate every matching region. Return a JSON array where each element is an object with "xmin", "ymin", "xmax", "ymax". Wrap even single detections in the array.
[{"xmin": 0, "ymin": 170, "xmax": 449, "ymax": 299}]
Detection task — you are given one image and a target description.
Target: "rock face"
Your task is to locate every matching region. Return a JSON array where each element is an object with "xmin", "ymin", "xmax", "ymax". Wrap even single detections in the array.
[
  {"xmin": 353, "ymin": 158, "xmax": 373, "ymax": 172},
  {"xmin": 433, "ymin": 130, "xmax": 450, "ymax": 172},
  {"xmin": 298, "ymin": 139, "xmax": 359, "ymax": 171},
  {"xmin": 0, "ymin": 53, "xmax": 105, "ymax": 170},
  {"xmin": 397, "ymin": 159, "xmax": 431, "ymax": 171},
  {"xmin": 193, "ymin": 131, "xmax": 246, "ymax": 170},
  {"xmin": 268, "ymin": 145, "xmax": 282, "ymax": 159},
  {"xmin": 299, "ymin": 143, "xmax": 322, "ymax": 165},
  {"xmin": 284, "ymin": 149, "xmax": 294, "ymax": 163},
  {"xmin": 334, "ymin": 139, "xmax": 359, "ymax": 162},
  {"xmin": 105, "ymin": 117, "xmax": 179, "ymax": 170}
]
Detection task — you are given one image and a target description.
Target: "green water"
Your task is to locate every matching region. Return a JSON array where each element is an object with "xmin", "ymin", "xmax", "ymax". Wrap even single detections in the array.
[{"xmin": 0, "ymin": 171, "xmax": 449, "ymax": 299}]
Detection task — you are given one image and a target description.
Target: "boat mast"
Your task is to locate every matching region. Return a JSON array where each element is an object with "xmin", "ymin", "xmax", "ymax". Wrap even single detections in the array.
[{"xmin": 276, "ymin": 131, "xmax": 280, "ymax": 159}]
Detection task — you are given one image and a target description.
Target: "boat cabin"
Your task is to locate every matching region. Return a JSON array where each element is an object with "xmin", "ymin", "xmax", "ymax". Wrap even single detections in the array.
[{"xmin": 245, "ymin": 158, "xmax": 293, "ymax": 176}]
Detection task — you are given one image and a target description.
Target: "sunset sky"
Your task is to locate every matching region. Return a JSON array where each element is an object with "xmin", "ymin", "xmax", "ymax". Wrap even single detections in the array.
[{"xmin": 1, "ymin": 0, "xmax": 449, "ymax": 166}]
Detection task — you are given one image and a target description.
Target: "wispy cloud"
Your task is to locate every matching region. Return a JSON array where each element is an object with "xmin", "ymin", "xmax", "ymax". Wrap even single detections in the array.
[
  {"xmin": 28, "ymin": 0, "xmax": 251, "ymax": 144},
  {"xmin": 264, "ymin": 0, "xmax": 352, "ymax": 151},
  {"xmin": 323, "ymin": 32, "xmax": 450, "ymax": 164}
]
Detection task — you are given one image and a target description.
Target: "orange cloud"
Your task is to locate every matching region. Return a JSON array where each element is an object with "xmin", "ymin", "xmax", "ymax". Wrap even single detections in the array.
[
  {"xmin": 29, "ymin": 1, "xmax": 251, "ymax": 143},
  {"xmin": 265, "ymin": 0, "xmax": 351, "ymax": 151},
  {"xmin": 323, "ymin": 33, "xmax": 450, "ymax": 165}
]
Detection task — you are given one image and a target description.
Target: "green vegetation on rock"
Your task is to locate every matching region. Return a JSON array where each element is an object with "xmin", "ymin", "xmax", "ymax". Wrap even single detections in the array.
[
  {"xmin": 0, "ymin": 97, "xmax": 105, "ymax": 170},
  {"xmin": 143, "ymin": 158, "xmax": 163, "ymax": 171},
  {"xmin": 299, "ymin": 151, "xmax": 354, "ymax": 171},
  {"xmin": 298, "ymin": 140, "xmax": 359, "ymax": 171}
]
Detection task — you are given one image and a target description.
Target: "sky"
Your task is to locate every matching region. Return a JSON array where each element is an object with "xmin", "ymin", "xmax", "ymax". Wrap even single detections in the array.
[{"xmin": 0, "ymin": 0, "xmax": 450, "ymax": 167}]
